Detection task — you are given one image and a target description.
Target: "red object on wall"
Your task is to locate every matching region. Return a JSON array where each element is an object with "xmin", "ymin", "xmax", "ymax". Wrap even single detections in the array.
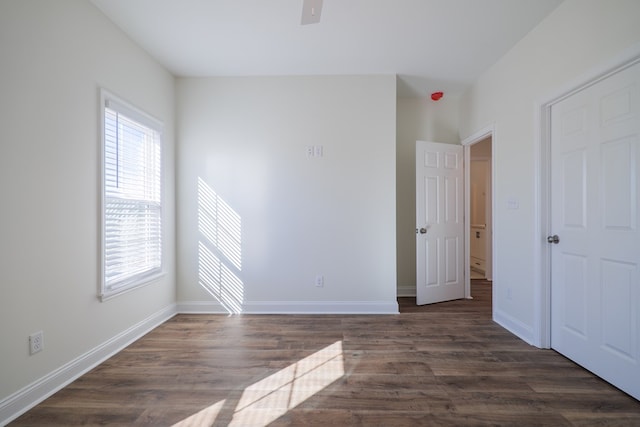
[{"xmin": 431, "ymin": 91, "xmax": 444, "ymax": 101}]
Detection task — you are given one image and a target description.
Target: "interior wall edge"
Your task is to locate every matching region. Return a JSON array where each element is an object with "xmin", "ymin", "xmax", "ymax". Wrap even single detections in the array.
[{"xmin": 493, "ymin": 307, "xmax": 535, "ymax": 347}]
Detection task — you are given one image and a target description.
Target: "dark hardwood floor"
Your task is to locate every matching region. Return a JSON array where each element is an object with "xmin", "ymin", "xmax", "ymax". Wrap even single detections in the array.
[{"xmin": 11, "ymin": 280, "xmax": 640, "ymax": 426}]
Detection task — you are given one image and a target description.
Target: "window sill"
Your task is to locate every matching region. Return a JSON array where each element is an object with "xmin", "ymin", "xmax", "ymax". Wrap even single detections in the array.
[{"xmin": 99, "ymin": 272, "xmax": 166, "ymax": 302}]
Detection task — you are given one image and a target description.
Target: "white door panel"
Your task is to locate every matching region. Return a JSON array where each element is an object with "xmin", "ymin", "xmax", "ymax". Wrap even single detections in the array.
[
  {"xmin": 550, "ymin": 61, "xmax": 640, "ymax": 400},
  {"xmin": 416, "ymin": 141, "xmax": 464, "ymax": 305}
]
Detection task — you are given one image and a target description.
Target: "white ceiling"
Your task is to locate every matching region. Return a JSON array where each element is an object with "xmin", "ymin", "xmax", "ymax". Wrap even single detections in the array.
[{"xmin": 90, "ymin": 0, "xmax": 563, "ymax": 98}]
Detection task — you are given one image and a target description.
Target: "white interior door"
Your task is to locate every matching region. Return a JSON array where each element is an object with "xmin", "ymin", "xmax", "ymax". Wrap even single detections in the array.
[
  {"xmin": 550, "ymin": 61, "xmax": 640, "ymax": 400},
  {"xmin": 416, "ymin": 141, "xmax": 464, "ymax": 305}
]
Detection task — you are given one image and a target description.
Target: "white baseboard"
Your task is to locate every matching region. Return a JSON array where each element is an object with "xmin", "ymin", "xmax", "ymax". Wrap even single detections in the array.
[
  {"xmin": 493, "ymin": 308, "xmax": 535, "ymax": 346},
  {"xmin": 177, "ymin": 300, "xmax": 228, "ymax": 313},
  {"xmin": 178, "ymin": 300, "xmax": 399, "ymax": 314},
  {"xmin": 0, "ymin": 304, "xmax": 177, "ymax": 426},
  {"xmin": 396, "ymin": 284, "xmax": 416, "ymax": 297}
]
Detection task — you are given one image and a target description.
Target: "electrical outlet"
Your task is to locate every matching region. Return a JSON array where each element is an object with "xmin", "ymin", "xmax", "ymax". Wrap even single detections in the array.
[
  {"xmin": 29, "ymin": 331, "xmax": 44, "ymax": 355},
  {"xmin": 315, "ymin": 275, "xmax": 324, "ymax": 287}
]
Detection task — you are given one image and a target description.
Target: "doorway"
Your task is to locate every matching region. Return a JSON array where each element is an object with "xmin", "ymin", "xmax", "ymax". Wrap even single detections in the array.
[
  {"xmin": 415, "ymin": 139, "xmax": 493, "ymax": 305},
  {"xmin": 469, "ymin": 138, "xmax": 492, "ymax": 281},
  {"xmin": 462, "ymin": 126, "xmax": 495, "ymax": 303}
]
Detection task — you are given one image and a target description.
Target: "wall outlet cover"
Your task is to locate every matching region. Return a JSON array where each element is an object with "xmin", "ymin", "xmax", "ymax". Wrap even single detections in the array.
[{"xmin": 29, "ymin": 331, "xmax": 44, "ymax": 355}]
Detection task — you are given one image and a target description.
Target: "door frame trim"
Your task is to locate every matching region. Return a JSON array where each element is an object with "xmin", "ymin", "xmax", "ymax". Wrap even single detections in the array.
[
  {"xmin": 462, "ymin": 124, "xmax": 495, "ymax": 302},
  {"xmin": 535, "ymin": 43, "xmax": 640, "ymax": 349}
]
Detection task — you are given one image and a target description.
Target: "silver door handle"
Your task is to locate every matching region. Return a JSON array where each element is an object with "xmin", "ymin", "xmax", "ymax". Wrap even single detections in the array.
[
  {"xmin": 547, "ymin": 235, "xmax": 560, "ymax": 244},
  {"xmin": 418, "ymin": 227, "xmax": 428, "ymax": 234}
]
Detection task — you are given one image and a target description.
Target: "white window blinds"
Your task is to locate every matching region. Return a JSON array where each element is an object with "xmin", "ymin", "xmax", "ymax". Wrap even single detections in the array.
[{"xmin": 101, "ymin": 92, "xmax": 163, "ymax": 299}]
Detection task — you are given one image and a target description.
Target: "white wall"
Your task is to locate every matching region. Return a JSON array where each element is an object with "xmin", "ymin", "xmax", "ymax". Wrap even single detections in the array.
[
  {"xmin": 176, "ymin": 76, "xmax": 397, "ymax": 312},
  {"xmin": 396, "ymin": 96, "xmax": 459, "ymax": 295},
  {"xmin": 459, "ymin": 0, "xmax": 640, "ymax": 343},
  {"xmin": 0, "ymin": 0, "xmax": 175, "ymax": 407}
]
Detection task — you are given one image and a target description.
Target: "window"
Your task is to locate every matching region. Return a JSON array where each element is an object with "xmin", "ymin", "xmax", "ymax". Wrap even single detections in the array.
[{"xmin": 100, "ymin": 90, "xmax": 163, "ymax": 300}]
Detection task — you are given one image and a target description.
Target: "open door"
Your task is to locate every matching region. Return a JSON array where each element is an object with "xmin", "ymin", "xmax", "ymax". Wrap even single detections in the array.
[{"xmin": 416, "ymin": 141, "xmax": 464, "ymax": 305}]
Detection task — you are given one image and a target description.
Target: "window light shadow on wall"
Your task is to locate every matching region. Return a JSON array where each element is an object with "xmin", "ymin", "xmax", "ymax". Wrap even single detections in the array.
[
  {"xmin": 172, "ymin": 341, "xmax": 345, "ymax": 426},
  {"xmin": 197, "ymin": 177, "xmax": 243, "ymax": 314}
]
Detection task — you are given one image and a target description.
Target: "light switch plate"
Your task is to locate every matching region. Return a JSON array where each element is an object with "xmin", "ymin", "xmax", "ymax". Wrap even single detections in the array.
[
  {"xmin": 301, "ymin": 0, "xmax": 323, "ymax": 25},
  {"xmin": 507, "ymin": 196, "xmax": 519, "ymax": 209}
]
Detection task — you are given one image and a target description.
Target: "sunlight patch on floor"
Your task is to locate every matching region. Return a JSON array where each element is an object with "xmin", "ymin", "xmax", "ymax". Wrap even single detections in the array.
[
  {"xmin": 172, "ymin": 341, "xmax": 345, "ymax": 427},
  {"xmin": 172, "ymin": 400, "xmax": 226, "ymax": 427}
]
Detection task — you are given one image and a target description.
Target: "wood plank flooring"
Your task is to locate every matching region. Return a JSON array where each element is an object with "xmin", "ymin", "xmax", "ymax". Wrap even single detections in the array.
[{"xmin": 11, "ymin": 280, "xmax": 640, "ymax": 426}]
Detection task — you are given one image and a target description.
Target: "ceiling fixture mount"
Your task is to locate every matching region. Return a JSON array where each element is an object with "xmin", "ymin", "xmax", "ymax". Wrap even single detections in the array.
[
  {"xmin": 431, "ymin": 91, "xmax": 444, "ymax": 101},
  {"xmin": 301, "ymin": 0, "xmax": 323, "ymax": 25}
]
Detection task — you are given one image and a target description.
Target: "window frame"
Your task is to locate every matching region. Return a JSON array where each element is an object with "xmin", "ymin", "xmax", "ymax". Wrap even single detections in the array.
[{"xmin": 99, "ymin": 89, "xmax": 165, "ymax": 301}]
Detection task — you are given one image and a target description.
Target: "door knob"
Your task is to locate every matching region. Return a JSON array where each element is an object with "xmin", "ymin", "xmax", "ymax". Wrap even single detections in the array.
[
  {"xmin": 419, "ymin": 227, "xmax": 428, "ymax": 234},
  {"xmin": 547, "ymin": 235, "xmax": 560, "ymax": 244}
]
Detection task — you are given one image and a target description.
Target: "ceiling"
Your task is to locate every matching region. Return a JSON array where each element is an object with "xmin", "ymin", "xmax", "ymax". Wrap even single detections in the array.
[{"xmin": 90, "ymin": 0, "xmax": 563, "ymax": 98}]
